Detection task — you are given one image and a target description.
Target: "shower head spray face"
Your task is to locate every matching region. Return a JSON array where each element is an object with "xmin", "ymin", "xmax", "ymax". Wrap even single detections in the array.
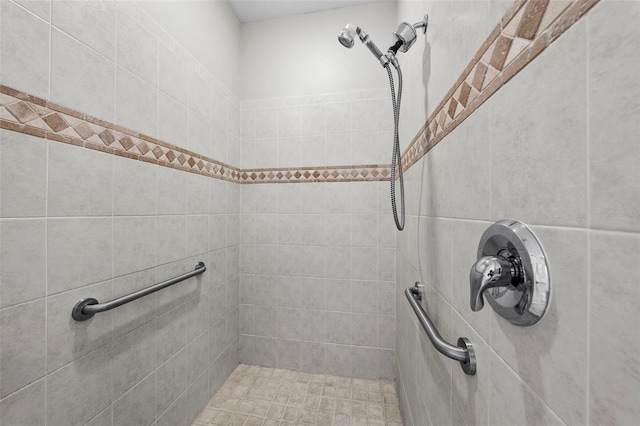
[{"xmin": 337, "ymin": 24, "xmax": 357, "ymax": 48}]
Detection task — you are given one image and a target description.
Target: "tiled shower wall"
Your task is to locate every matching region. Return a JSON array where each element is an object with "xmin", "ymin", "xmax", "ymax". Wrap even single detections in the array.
[
  {"xmin": 394, "ymin": 1, "xmax": 639, "ymax": 426},
  {"xmin": 239, "ymin": 91, "xmax": 393, "ymax": 169},
  {"xmin": 238, "ymin": 91, "xmax": 398, "ymax": 379},
  {"xmin": 0, "ymin": 1, "xmax": 241, "ymax": 425}
]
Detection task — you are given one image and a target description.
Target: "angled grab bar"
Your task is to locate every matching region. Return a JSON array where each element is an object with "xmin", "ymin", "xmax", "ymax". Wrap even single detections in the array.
[
  {"xmin": 405, "ymin": 282, "xmax": 476, "ymax": 375},
  {"xmin": 71, "ymin": 262, "xmax": 206, "ymax": 321}
]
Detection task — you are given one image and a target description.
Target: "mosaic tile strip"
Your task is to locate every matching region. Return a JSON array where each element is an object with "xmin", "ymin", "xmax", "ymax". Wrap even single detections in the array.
[
  {"xmin": 0, "ymin": 85, "xmax": 389, "ymax": 184},
  {"xmin": 401, "ymin": 0, "xmax": 600, "ymax": 172},
  {"xmin": 0, "ymin": 0, "xmax": 599, "ymax": 185},
  {"xmin": 240, "ymin": 165, "xmax": 391, "ymax": 184},
  {"xmin": 0, "ymin": 85, "xmax": 240, "ymax": 182}
]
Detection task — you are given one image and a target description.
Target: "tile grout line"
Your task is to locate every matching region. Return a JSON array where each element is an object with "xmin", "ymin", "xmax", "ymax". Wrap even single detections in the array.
[{"xmin": 584, "ymin": 9, "xmax": 591, "ymax": 426}]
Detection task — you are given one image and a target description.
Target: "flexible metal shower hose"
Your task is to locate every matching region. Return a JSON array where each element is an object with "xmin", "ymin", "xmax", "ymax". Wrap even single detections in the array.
[{"xmin": 385, "ymin": 63, "xmax": 405, "ymax": 231}]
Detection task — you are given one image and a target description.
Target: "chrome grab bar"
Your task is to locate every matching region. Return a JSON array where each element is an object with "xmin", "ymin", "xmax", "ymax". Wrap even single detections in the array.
[
  {"xmin": 405, "ymin": 282, "xmax": 476, "ymax": 375},
  {"xmin": 71, "ymin": 262, "xmax": 206, "ymax": 321}
]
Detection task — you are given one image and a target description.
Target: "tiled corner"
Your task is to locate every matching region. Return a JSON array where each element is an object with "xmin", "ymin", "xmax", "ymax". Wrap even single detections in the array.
[{"xmin": 401, "ymin": 0, "xmax": 600, "ymax": 173}]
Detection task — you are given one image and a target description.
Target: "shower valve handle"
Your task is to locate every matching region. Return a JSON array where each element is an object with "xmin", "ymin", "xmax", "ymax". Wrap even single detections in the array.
[{"xmin": 469, "ymin": 255, "xmax": 521, "ymax": 312}]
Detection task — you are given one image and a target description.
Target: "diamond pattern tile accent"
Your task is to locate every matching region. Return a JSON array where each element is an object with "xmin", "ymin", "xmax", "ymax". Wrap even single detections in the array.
[
  {"xmin": 489, "ymin": 35, "xmax": 514, "ymax": 70},
  {"xmin": 0, "ymin": 0, "xmax": 599, "ymax": 187},
  {"xmin": 137, "ymin": 141, "xmax": 150, "ymax": 155},
  {"xmin": 472, "ymin": 62, "xmax": 489, "ymax": 91},
  {"xmin": 119, "ymin": 136, "xmax": 134, "ymax": 151},
  {"xmin": 42, "ymin": 113, "xmax": 69, "ymax": 132},
  {"xmin": 516, "ymin": 0, "xmax": 549, "ymax": 40},
  {"xmin": 399, "ymin": 0, "xmax": 599, "ymax": 171},
  {"xmin": 6, "ymin": 101, "xmax": 37, "ymax": 123},
  {"xmin": 73, "ymin": 122, "xmax": 95, "ymax": 140},
  {"xmin": 98, "ymin": 130, "xmax": 115, "ymax": 146}
]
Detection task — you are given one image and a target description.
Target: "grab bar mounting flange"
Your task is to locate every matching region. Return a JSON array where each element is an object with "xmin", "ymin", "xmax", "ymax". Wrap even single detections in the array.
[{"xmin": 405, "ymin": 282, "xmax": 476, "ymax": 375}]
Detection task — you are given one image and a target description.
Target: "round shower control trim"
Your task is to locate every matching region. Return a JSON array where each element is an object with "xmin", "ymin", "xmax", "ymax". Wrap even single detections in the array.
[{"xmin": 469, "ymin": 219, "xmax": 552, "ymax": 326}]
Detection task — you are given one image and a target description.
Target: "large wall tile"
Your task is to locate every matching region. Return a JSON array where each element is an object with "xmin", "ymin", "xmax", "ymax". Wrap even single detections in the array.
[
  {"xmin": 0, "ymin": 299, "xmax": 46, "ymax": 398},
  {"xmin": 157, "ymin": 395, "xmax": 186, "ymax": 426},
  {"xmin": 46, "ymin": 345, "xmax": 113, "ymax": 426},
  {"xmin": 111, "ymin": 321, "xmax": 159, "ymax": 399},
  {"xmin": 48, "ymin": 217, "xmax": 113, "ymax": 294},
  {"xmin": 0, "ymin": 219, "xmax": 46, "ymax": 308},
  {"xmin": 300, "ymin": 341, "xmax": 325, "ymax": 374},
  {"xmin": 157, "ymin": 166, "xmax": 188, "ymax": 215},
  {"xmin": 51, "ymin": 28, "xmax": 115, "ymax": 123},
  {"xmin": 588, "ymin": 0, "xmax": 640, "ymax": 232},
  {"xmin": 48, "ymin": 142, "xmax": 113, "ymax": 217},
  {"xmin": 113, "ymin": 216, "xmax": 156, "ymax": 277},
  {"xmin": 159, "ymin": 43, "xmax": 189, "ymax": 105},
  {"xmin": 589, "ymin": 231, "xmax": 640, "ymax": 424},
  {"xmin": 113, "ymin": 374, "xmax": 156, "ymax": 426},
  {"xmin": 417, "ymin": 142, "xmax": 452, "ymax": 218},
  {"xmin": 116, "ymin": 8, "xmax": 158, "ymax": 86},
  {"xmin": 46, "ymin": 280, "xmax": 113, "ymax": 372},
  {"xmin": 158, "ymin": 92, "xmax": 189, "ymax": 150},
  {"xmin": 52, "ymin": 0, "xmax": 116, "ymax": 60},
  {"xmin": 186, "ymin": 330, "xmax": 210, "ymax": 385},
  {"xmin": 156, "ymin": 215, "xmax": 187, "ymax": 265},
  {"xmin": 0, "ymin": 379, "xmax": 46, "ymax": 426},
  {"xmin": 0, "ymin": 1, "xmax": 49, "ymax": 99},
  {"xmin": 488, "ymin": 355, "xmax": 564, "ymax": 426},
  {"xmin": 187, "ymin": 174, "xmax": 211, "ymax": 215},
  {"xmin": 490, "ymin": 19, "xmax": 588, "ymax": 227},
  {"xmin": 188, "ymin": 68, "xmax": 211, "ymax": 119},
  {"xmin": 114, "ymin": 156, "xmax": 157, "ymax": 216},
  {"xmin": 156, "ymin": 349, "xmax": 187, "ymax": 417},
  {"xmin": 0, "ymin": 131, "xmax": 47, "ymax": 217},
  {"xmin": 490, "ymin": 226, "xmax": 588, "ymax": 424},
  {"xmin": 447, "ymin": 107, "xmax": 492, "ymax": 220},
  {"xmin": 188, "ymin": 111, "xmax": 212, "ymax": 158},
  {"xmin": 186, "ymin": 214, "xmax": 210, "ymax": 256},
  {"xmin": 116, "ymin": 67, "xmax": 158, "ymax": 138}
]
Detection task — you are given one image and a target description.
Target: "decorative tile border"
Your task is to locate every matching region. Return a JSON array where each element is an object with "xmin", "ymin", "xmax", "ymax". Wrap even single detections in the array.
[
  {"xmin": 401, "ymin": 0, "xmax": 600, "ymax": 171},
  {"xmin": 0, "ymin": 85, "xmax": 390, "ymax": 185},
  {"xmin": 0, "ymin": 85, "xmax": 241, "ymax": 182},
  {"xmin": 239, "ymin": 165, "xmax": 391, "ymax": 184},
  {"xmin": 0, "ymin": 0, "xmax": 599, "ymax": 185}
]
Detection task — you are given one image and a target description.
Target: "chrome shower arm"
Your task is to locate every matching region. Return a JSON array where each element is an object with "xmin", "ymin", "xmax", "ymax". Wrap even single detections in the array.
[{"xmin": 413, "ymin": 14, "xmax": 429, "ymax": 34}]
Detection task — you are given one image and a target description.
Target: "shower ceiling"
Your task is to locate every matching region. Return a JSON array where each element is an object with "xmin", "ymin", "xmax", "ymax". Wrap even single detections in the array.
[{"xmin": 228, "ymin": 0, "xmax": 389, "ymax": 22}]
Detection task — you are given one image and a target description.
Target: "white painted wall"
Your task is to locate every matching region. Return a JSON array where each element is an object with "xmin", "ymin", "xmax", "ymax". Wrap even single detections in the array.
[
  {"xmin": 138, "ymin": 0, "xmax": 241, "ymax": 94},
  {"xmin": 240, "ymin": 1, "xmax": 397, "ymax": 100}
]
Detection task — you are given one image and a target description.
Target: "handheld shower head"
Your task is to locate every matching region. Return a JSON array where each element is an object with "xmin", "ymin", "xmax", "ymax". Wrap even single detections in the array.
[
  {"xmin": 338, "ymin": 24, "xmax": 357, "ymax": 48},
  {"xmin": 337, "ymin": 23, "xmax": 388, "ymax": 66}
]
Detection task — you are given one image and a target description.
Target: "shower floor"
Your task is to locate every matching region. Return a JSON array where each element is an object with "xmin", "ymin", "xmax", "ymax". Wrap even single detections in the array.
[{"xmin": 193, "ymin": 364, "xmax": 403, "ymax": 426}]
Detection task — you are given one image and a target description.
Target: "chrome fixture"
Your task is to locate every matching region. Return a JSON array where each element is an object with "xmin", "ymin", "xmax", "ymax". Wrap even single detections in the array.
[
  {"xmin": 72, "ymin": 262, "xmax": 206, "ymax": 321},
  {"xmin": 470, "ymin": 220, "xmax": 551, "ymax": 326},
  {"xmin": 337, "ymin": 14, "xmax": 428, "ymax": 231},
  {"xmin": 406, "ymin": 282, "xmax": 476, "ymax": 375},
  {"xmin": 337, "ymin": 23, "xmax": 356, "ymax": 48},
  {"xmin": 391, "ymin": 15, "xmax": 428, "ymax": 53}
]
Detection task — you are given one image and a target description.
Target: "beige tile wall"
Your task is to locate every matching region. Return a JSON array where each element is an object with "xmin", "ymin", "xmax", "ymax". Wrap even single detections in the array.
[
  {"xmin": 0, "ymin": 1, "xmax": 241, "ymax": 425},
  {"xmin": 395, "ymin": 1, "xmax": 639, "ymax": 426}
]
